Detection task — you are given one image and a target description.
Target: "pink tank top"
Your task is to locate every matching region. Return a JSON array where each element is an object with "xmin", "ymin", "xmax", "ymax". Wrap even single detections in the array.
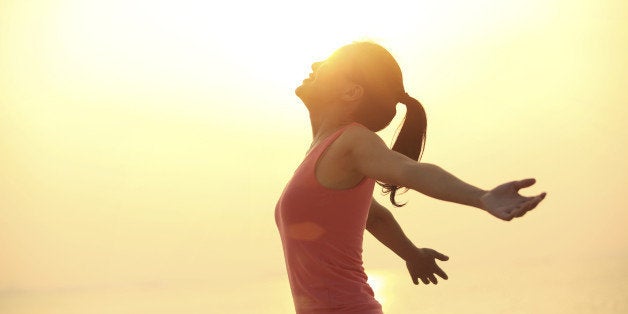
[{"xmin": 275, "ymin": 123, "xmax": 383, "ymax": 314}]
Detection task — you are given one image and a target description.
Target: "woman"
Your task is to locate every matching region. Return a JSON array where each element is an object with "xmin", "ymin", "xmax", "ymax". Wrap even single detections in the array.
[{"xmin": 275, "ymin": 42, "xmax": 546, "ymax": 313}]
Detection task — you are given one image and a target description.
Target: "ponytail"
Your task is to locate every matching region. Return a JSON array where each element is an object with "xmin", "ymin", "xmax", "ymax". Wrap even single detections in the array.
[{"xmin": 380, "ymin": 92, "xmax": 427, "ymax": 207}]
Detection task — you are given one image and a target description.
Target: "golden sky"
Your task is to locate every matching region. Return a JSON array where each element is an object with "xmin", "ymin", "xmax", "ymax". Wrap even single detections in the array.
[{"xmin": 1, "ymin": 0, "xmax": 627, "ymax": 313}]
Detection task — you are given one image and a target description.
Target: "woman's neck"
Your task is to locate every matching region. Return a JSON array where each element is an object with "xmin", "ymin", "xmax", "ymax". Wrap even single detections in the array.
[{"xmin": 309, "ymin": 111, "xmax": 353, "ymax": 147}]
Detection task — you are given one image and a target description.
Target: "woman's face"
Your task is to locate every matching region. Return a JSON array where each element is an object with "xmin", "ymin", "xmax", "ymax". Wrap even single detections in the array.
[{"xmin": 295, "ymin": 48, "xmax": 357, "ymax": 110}]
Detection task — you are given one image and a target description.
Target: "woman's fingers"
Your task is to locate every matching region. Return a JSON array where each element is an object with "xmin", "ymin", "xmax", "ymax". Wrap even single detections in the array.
[
  {"xmin": 514, "ymin": 178, "xmax": 536, "ymax": 190},
  {"xmin": 434, "ymin": 265, "xmax": 448, "ymax": 280},
  {"xmin": 428, "ymin": 274, "xmax": 438, "ymax": 284},
  {"xmin": 512, "ymin": 193, "xmax": 546, "ymax": 217},
  {"xmin": 409, "ymin": 253, "xmax": 451, "ymax": 285},
  {"xmin": 412, "ymin": 276, "xmax": 419, "ymax": 285},
  {"xmin": 414, "ymin": 270, "xmax": 447, "ymax": 285}
]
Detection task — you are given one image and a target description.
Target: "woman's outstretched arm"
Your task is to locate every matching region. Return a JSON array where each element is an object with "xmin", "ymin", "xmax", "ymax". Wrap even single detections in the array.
[
  {"xmin": 345, "ymin": 126, "xmax": 546, "ymax": 220},
  {"xmin": 403, "ymin": 162, "xmax": 487, "ymax": 208},
  {"xmin": 366, "ymin": 198, "xmax": 448, "ymax": 285}
]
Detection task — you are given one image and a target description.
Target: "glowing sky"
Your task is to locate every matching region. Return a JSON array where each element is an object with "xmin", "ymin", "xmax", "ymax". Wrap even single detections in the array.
[{"xmin": 1, "ymin": 0, "xmax": 627, "ymax": 313}]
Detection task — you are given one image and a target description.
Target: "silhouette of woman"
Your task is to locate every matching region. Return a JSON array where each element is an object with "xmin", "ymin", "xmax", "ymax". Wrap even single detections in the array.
[{"xmin": 275, "ymin": 42, "xmax": 546, "ymax": 313}]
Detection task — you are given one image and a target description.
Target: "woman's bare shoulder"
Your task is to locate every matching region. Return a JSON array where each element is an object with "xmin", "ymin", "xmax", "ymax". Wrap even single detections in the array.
[
  {"xmin": 341, "ymin": 123, "xmax": 388, "ymax": 149},
  {"xmin": 340, "ymin": 123, "xmax": 410, "ymax": 182}
]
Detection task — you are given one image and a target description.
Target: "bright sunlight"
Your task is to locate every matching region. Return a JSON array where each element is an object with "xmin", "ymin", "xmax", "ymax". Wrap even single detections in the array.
[
  {"xmin": 3, "ymin": 0, "xmax": 627, "ymax": 313},
  {"xmin": 40, "ymin": 0, "xmax": 541, "ymax": 114}
]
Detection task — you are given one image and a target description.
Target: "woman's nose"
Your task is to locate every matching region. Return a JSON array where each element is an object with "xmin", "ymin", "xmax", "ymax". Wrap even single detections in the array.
[{"xmin": 311, "ymin": 62, "xmax": 322, "ymax": 72}]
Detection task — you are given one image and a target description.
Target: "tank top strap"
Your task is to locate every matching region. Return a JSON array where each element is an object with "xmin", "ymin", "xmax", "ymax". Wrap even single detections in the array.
[{"xmin": 307, "ymin": 122, "xmax": 362, "ymax": 161}]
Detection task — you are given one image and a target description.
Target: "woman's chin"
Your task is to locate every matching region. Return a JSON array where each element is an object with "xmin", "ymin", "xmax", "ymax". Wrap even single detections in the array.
[{"xmin": 295, "ymin": 85, "xmax": 307, "ymax": 99}]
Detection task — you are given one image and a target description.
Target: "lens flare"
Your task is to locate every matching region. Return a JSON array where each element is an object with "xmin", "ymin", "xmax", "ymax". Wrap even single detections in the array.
[{"xmin": 366, "ymin": 271, "xmax": 389, "ymax": 306}]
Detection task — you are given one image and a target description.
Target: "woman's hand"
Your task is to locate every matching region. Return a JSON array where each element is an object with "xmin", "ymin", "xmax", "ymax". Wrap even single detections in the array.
[
  {"xmin": 405, "ymin": 247, "xmax": 449, "ymax": 285},
  {"xmin": 480, "ymin": 178, "xmax": 547, "ymax": 221}
]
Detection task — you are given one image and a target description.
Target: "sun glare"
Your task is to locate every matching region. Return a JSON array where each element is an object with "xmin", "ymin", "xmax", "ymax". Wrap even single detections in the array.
[
  {"xmin": 4, "ymin": 0, "xmax": 628, "ymax": 313},
  {"xmin": 46, "ymin": 0, "xmax": 428, "ymax": 109},
  {"xmin": 11, "ymin": 0, "xmax": 555, "ymax": 123},
  {"xmin": 367, "ymin": 271, "xmax": 390, "ymax": 306}
]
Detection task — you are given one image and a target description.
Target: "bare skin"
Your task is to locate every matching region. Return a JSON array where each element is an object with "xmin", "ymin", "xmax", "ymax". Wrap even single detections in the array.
[
  {"xmin": 314, "ymin": 125, "xmax": 545, "ymax": 285},
  {"xmin": 316, "ymin": 124, "xmax": 546, "ymax": 220},
  {"xmin": 366, "ymin": 199, "xmax": 449, "ymax": 285},
  {"xmin": 299, "ymin": 50, "xmax": 547, "ymax": 286}
]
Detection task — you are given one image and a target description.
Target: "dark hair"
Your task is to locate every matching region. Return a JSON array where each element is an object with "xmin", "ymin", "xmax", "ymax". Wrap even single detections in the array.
[
  {"xmin": 338, "ymin": 42, "xmax": 427, "ymax": 207},
  {"xmin": 383, "ymin": 94, "xmax": 427, "ymax": 207}
]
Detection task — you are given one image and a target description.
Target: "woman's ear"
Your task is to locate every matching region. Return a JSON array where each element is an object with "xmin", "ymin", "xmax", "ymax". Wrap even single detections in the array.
[{"xmin": 341, "ymin": 83, "xmax": 364, "ymax": 102}]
